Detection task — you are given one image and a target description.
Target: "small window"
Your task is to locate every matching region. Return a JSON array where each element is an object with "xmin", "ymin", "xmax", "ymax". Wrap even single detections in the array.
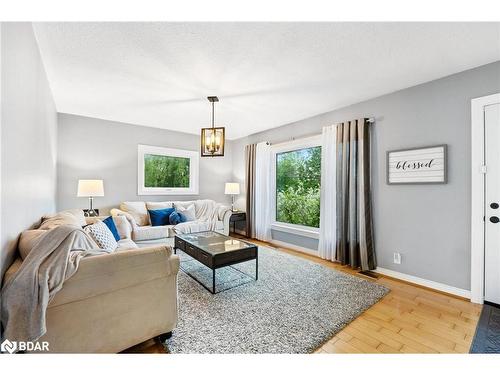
[
  {"xmin": 138, "ymin": 145, "xmax": 199, "ymax": 195},
  {"xmin": 275, "ymin": 145, "xmax": 321, "ymax": 228},
  {"xmin": 144, "ymin": 154, "xmax": 190, "ymax": 188}
]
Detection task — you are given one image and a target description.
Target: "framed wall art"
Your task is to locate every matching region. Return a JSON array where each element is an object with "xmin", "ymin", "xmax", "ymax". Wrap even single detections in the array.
[{"xmin": 387, "ymin": 144, "xmax": 447, "ymax": 185}]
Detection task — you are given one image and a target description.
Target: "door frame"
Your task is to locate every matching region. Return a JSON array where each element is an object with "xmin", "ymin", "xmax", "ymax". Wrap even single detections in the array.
[{"xmin": 471, "ymin": 93, "xmax": 500, "ymax": 304}]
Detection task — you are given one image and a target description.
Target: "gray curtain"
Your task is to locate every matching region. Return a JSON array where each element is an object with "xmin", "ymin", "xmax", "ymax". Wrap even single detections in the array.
[
  {"xmin": 336, "ymin": 118, "xmax": 376, "ymax": 270},
  {"xmin": 245, "ymin": 144, "xmax": 257, "ymax": 238}
]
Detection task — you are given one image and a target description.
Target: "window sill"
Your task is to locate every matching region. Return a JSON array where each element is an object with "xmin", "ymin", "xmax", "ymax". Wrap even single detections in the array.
[{"xmin": 271, "ymin": 223, "xmax": 320, "ymax": 239}]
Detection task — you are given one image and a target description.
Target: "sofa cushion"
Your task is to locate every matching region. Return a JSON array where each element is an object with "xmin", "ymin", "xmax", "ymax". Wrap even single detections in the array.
[
  {"xmin": 132, "ymin": 225, "xmax": 172, "ymax": 242},
  {"xmin": 18, "ymin": 229, "xmax": 47, "ymax": 260},
  {"xmin": 148, "ymin": 208, "xmax": 175, "ymax": 226},
  {"xmin": 39, "ymin": 211, "xmax": 82, "ymax": 230},
  {"xmin": 215, "ymin": 220, "xmax": 224, "ymax": 231},
  {"xmin": 120, "ymin": 201, "xmax": 149, "ymax": 226},
  {"xmin": 174, "ymin": 220, "xmax": 210, "ymax": 235},
  {"xmin": 146, "ymin": 201, "xmax": 173, "ymax": 211},
  {"xmin": 174, "ymin": 203, "xmax": 196, "ymax": 222},
  {"xmin": 102, "ymin": 216, "xmax": 121, "ymax": 242},
  {"xmin": 84, "ymin": 221, "xmax": 118, "ymax": 252},
  {"xmin": 116, "ymin": 238, "xmax": 139, "ymax": 251}
]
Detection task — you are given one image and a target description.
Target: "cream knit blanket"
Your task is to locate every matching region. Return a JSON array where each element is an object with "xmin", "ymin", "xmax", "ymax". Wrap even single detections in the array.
[{"xmin": 1, "ymin": 225, "xmax": 105, "ymax": 343}]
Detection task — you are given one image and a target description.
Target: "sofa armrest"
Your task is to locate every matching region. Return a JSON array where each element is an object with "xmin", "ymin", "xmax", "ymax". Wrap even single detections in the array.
[
  {"xmin": 220, "ymin": 208, "xmax": 233, "ymax": 236},
  {"xmin": 49, "ymin": 246, "xmax": 179, "ymax": 307},
  {"xmin": 217, "ymin": 204, "xmax": 232, "ymax": 220}
]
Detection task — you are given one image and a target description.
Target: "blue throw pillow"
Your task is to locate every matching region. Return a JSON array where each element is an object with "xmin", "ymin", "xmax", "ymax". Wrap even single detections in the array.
[
  {"xmin": 148, "ymin": 208, "xmax": 175, "ymax": 226},
  {"xmin": 169, "ymin": 210, "xmax": 186, "ymax": 225},
  {"xmin": 102, "ymin": 216, "xmax": 121, "ymax": 241}
]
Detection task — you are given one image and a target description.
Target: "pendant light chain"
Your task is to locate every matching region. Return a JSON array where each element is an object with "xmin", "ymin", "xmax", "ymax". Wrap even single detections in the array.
[{"xmin": 212, "ymin": 101, "xmax": 215, "ymax": 129}]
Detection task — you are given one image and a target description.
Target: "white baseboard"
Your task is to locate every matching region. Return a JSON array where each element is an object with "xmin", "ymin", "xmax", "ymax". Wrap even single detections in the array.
[
  {"xmin": 375, "ymin": 267, "xmax": 471, "ymax": 300},
  {"xmin": 269, "ymin": 239, "xmax": 318, "ymax": 257},
  {"xmin": 258, "ymin": 237, "xmax": 471, "ymax": 300}
]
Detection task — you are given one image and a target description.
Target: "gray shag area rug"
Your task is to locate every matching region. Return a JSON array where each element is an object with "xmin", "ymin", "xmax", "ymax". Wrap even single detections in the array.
[{"xmin": 165, "ymin": 246, "xmax": 389, "ymax": 354}]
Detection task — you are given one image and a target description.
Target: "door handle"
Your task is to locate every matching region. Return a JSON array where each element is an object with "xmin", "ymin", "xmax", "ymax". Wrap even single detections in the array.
[
  {"xmin": 491, "ymin": 203, "xmax": 499, "ymax": 209},
  {"xmin": 490, "ymin": 216, "xmax": 500, "ymax": 223}
]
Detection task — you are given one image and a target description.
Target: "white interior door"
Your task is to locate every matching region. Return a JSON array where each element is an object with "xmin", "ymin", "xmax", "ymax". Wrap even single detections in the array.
[{"xmin": 485, "ymin": 102, "xmax": 500, "ymax": 305}]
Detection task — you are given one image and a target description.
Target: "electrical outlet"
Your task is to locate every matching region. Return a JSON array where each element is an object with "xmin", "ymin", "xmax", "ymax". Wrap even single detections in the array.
[{"xmin": 393, "ymin": 252, "xmax": 402, "ymax": 264}]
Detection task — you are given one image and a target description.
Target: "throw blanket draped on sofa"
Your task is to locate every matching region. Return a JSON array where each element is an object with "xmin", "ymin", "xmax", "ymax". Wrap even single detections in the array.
[
  {"xmin": 174, "ymin": 200, "xmax": 222, "ymax": 234},
  {"xmin": 1, "ymin": 225, "xmax": 106, "ymax": 343}
]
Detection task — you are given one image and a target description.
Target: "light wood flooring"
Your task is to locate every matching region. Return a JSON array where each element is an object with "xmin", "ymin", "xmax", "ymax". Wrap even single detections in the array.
[{"xmin": 124, "ymin": 239, "xmax": 482, "ymax": 354}]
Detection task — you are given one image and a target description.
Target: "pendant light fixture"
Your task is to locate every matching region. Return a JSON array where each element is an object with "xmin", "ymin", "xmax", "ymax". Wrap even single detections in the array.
[{"xmin": 201, "ymin": 96, "xmax": 225, "ymax": 157}]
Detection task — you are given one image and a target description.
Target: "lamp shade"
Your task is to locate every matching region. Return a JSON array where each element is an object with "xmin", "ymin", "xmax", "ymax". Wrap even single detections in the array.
[
  {"xmin": 77, "ymin": 180, "xmax": 104, "ymax": 197},
  {"xmin": 224, "ymin": 182, "xmax": 240, "ymax": 195}
]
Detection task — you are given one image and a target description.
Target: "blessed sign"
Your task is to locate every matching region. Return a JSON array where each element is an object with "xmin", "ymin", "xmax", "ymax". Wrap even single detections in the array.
[{"xmin": 387, "ymin": 145, "xmax": 447, "ymax": 184}]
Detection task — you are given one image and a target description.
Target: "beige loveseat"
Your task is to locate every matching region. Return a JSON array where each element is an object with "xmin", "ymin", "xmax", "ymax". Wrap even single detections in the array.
[
  {"xmin": 111, "ymin": 199, "xmax": 233, "ymax": 245},
  {"xmin": 2, "ymin": 211, "xmax": 179, "ymax": 353}
]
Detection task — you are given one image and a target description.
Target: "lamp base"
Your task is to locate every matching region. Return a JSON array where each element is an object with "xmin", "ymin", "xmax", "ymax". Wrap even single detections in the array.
[
  {"xmin": 85, "ymin": 196, "xmax": 99, "ymax": 217},
  {"xmin": 84, "ymin": 209, "xmax": 99, "ymax": 217}
]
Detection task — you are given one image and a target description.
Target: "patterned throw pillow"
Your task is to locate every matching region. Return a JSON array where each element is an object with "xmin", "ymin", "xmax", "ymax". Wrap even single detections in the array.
[{"xmin": 84, "ymin": 221, "xmax": 118, "ymax": 252}]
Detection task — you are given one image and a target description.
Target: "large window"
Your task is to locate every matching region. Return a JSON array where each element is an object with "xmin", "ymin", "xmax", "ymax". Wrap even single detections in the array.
[
  {"xmin": 138, "ymin": 145, "xmax": 199, "ymax": 195},
  {"xmin": 273, "ymin": 137, "xmax": 322, "ymax": 233}
]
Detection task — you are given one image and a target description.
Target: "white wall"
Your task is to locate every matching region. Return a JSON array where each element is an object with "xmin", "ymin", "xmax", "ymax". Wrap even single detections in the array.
[
  {"xmin": 0, "ymin": 23, "xmax": 58, "ymax": 283},
  {"xmin": 57, "ymin": 113, "xmax": 233, "ymax": 213},
  {"xmin": 232, "ymin": 61, "xmax": 500, "ymax": 291}
]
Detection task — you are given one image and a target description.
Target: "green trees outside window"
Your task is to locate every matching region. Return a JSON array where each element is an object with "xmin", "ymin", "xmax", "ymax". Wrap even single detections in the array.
[
  {"xmin": 144, "ymin": 154, "xmax": 190, "ymax": 188},
  {"xmin": 276, "ymin": 146, "xmax": 321, "ymax": 228}
]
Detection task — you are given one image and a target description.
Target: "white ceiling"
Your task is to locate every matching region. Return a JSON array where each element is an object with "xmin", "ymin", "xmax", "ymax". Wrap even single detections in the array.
[{"xmin": 33, "ymin": 22, "xmax": 500, "ymax": 140}]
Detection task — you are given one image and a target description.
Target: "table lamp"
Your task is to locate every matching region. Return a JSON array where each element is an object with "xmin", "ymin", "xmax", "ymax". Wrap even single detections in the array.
[
  {"xmin": 224, "ymin": 182, "xmax": 240, "ymax": 212},
  {"xmin": 77, "ymin": 179, "xmax": 104, "ymax": 217}
]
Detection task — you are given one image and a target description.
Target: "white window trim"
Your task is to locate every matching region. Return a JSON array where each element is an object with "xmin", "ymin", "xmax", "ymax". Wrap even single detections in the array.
[
  {"xmin": 270, "ymin": 135, "xmax": 322, "ymax": 238},
  {"xmin": 137, "ymin": 144, "xmax": 199, "ymax": 195},
  {"xmin": 271, "ymin": 222, "xmax": 320, "ymax": 239}
]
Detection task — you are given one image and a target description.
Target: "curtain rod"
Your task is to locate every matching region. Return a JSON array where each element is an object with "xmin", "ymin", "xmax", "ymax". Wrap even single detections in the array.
[{"xmin": 267, "ymin": 117, "xmax": 375, "ymax": 146}]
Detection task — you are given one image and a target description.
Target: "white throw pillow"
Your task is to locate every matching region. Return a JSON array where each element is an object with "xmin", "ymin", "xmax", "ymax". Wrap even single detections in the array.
[
  {"xmin": 120, "ymin": 201, "xmax": 149, "ymax": 226},
  {"xmin": 175, "ymin": 203, "xmax": 196, "ymax": 222},
  {"xmin": 84, "ymin": 221, "xmax": 118, "ymax": 252}
]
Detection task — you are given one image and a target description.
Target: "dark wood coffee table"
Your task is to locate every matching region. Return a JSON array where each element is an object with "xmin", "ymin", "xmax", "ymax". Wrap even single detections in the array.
[{"xmin": 174, "ymin": 231, "xmax": 258, "ymax": 294}]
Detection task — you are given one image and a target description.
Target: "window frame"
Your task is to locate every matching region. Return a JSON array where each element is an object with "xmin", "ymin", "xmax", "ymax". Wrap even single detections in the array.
[
  {"xmin": 137, "ymin": 144, "xmax": 199, "ymax": 195},
  {"xmin": 270, "ymin": 135, "xmax": 322, "ymax": 239}
]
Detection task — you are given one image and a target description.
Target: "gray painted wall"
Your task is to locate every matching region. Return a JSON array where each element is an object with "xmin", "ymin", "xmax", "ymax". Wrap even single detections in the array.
[
  {"xmin": 232, "ymin": 61, "xmax": 500, "ymax": 291},
  {"xmin": 0, "ymin": 23, "xmax": 58, "ymax": 283},
  {"xmin": 57, "ymin": 113, "xmax": 233, "ymax": 214}
]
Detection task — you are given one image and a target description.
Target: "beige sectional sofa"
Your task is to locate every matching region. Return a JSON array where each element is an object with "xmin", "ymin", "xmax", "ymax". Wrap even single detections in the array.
[
  {"xmin": 2, "ymin": 210, "xmax": 179, "ymax": 353},
  {"xmin": 111, "ymin": 199, "xmax": 233, "ymax": 245}
]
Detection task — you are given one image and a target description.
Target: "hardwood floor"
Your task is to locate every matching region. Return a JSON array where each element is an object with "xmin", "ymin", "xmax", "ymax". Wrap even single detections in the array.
[{"xmin": 124, "ymin": 239, "xmax": 482, "ymax": 354}]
